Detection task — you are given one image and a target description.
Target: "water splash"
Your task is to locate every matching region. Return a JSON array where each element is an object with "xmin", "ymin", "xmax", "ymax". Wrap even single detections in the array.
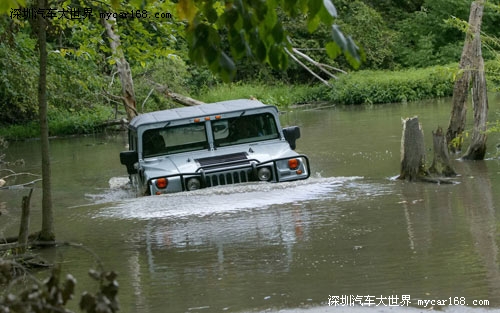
[{"xmin": 91, "ymin": 176, "xmax": 392, "ymax": 220}]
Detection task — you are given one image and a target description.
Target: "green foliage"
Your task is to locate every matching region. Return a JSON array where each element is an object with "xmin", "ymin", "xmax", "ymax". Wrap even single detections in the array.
[
  {"xmin": 133, "ymin": 56, "xmax": 196, "ymax": 113},
  {"xmin": 179, "ymin": 0, "xmax": 363, "ymax": 82},
  {"xmin": 0, "ymin": 16, "xmax": 107, "ymax": 127},
  {"xmin": 2, "ymin": 0, "xmax": 500, "ymax": 139},
  {"xmin": 393, "ymin": 0, "xmax": 471, "ymax": 68},
  {"xmin": 326, "ymin": 65, "xmax": 455, "ymax": 104},
  {"xmin": 47, "ymin": 51, "xmax": 106, "ymax": 112},
  {"xmin": 199, "ymin": 65, "xmax": 456, "ymax": 107},
  {"xmin": 47, "ymin": 105, "xmax": 114, "ymax": 135},
  {"xmin": 0, "ymin": 0, "xmax": 25, "ymax": 14},
  {"xmin": 336, "ymin": 1, "xmax": 397, "ymax": 69},
  {"xmin": 0, "ymin": 28, "xmax": 38, "ymax": 124},
  {"xmin": 198, "ymin": 82, "xmax": 328, "ymax": 107},
  {"xmin": 486, "ymin": 59, "xmax": 500, "ymax": 91},
  {"xmin": 0, "ymin": 105, "xmax": 114, "ymax": 140}
]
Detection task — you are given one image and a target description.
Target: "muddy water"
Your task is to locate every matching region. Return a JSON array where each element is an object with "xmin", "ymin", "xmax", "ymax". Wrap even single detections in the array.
[{"xmin": 1, "ymin": 97, "xmax": 500, "ymax": 313}]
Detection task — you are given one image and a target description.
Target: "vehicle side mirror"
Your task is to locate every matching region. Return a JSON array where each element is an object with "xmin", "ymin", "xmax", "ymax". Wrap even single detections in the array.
[
  {"xmin": 283, "ymin": 126, "xmax": 301, "ymax": 150},
  {"xmin": 120, "ymin": 151, "xmax": 138, "ymax": 174}
]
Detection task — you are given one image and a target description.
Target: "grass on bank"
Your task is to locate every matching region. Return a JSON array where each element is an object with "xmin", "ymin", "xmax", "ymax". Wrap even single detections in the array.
[
  {"xmin": 3, "ymin": 62, "xmax": 499, "ymax": 140},
  {"xmin": 0, "ymin": 106, "xmax": 114, "ymax": 140},
  {"xmin": 198, "ymin": 64, "xmax": 458, "ymax": 106}
]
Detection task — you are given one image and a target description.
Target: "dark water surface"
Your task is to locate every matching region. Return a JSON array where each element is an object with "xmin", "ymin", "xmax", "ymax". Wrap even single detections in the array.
[{"xmin": 1, "ymin": 97, "xmax": 500, "ymax": 313}]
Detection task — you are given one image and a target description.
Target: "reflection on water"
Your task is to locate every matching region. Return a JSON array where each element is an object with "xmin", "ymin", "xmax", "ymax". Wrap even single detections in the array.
[{"xmin": 1, "ymin": 98, "xmax": 500, "ymax": 313}]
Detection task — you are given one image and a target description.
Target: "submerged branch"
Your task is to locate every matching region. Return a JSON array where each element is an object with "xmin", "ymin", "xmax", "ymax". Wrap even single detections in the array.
[{"xmin": 0, "ymin": 179, "xmax": 42, "ymax": 190}]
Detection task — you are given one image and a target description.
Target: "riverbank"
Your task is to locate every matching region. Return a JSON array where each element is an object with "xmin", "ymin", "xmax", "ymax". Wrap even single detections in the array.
[
  {"xmin": 199, "ymin": 64, "xmax": 457, "ymax": 107},
  {"xmin": 2, "ymin": 62, "xmax": 499, "ymax": 141}
]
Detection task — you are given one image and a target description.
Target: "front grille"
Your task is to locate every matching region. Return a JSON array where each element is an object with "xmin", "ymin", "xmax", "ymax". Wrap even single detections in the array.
[{"xmin": 205, "ymin": 169, "xmax": 253, "ymax": 187}]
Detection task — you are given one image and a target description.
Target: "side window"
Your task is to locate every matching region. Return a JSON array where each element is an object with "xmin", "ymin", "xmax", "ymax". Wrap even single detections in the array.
[
  {"xmin": 212, "ymin": 113, "xmax": 279, "ymax": 147},
  {"xmin": 143, "ymin": 129, "xmax": 166, "ymax": 157},
  {"xmin": 129, "ymin": 132, "xmax": 138, "ymax": 151}
]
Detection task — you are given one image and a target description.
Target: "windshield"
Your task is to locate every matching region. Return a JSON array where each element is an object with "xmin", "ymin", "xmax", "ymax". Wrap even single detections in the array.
[
  {"xmin": 212, "ymin": 113, "xmax": 279, "ymax": 147},
  {"xmin": 142, "ymin": 124, "xmax": 207, "ymax": 157}
]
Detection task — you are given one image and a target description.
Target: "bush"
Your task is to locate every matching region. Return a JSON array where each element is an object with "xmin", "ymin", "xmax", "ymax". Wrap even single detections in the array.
[
  {"xmin": 327, "ymin": 65, "xmax": 456, "ymax": 104},
  {"xmin": 0, "ymin": 32, "xmax": 38, "ymax": 125},
  {"xmin": 0, "ymin": 105, "xmax": 115, "ymax": 140},
  {"xmin": 486, "ymin": 59, "xmax": 500, "ymax": 91},
  {"xmin": 0, "ymin": 31, "xmax": 106, "ymax": 127},
  {"xmin": 198, "ymin": 82, "xmax": 327, "ymax": 107},
  {"xmin": 199, "ymin": 65, "xmax": 456, "ymax": 107}
]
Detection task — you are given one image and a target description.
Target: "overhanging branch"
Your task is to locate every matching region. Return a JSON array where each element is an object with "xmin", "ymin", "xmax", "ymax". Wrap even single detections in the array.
[
  {"xmin": 285, "ymin": 48, "xmax": 332, "ymax": 87},
  {"xmin": 285, "ymin": 47, "xmax": 348, "ymax": 86}
]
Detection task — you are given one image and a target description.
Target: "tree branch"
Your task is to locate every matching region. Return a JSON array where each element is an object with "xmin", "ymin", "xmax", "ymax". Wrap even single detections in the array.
[
  {"xmin": 292, "ymin": 48, "xmax": 347, "ymax": 76},
  {"xmin": 285, "ymin": 48, "xmax": 332, "ymax": 87}
]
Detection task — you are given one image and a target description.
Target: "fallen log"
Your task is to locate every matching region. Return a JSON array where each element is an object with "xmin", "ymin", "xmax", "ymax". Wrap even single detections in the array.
[
  {"xmin": 147, "ymin": 80, "xmax": 205, "ymax": 107},
  {"xmin": 97, "ymin": 118, "xmax": 128, "ymax": 129}
]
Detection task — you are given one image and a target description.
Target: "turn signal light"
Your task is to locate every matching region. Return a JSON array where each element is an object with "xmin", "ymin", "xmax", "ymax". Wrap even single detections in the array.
[
  {"xmin": 155, "ymin": 178, "xmax": 168, "ymax": 189},
  {"xmin": 288, "ymin": 158, "xmax": 299, "ymax": 170}
]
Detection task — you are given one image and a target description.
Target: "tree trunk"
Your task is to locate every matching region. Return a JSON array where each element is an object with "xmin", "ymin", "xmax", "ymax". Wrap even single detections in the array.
[
  {"xmin": 38, "ymin": 0, "xmax": 55, "ymax": 242},
  {"xmin": 398, "ymin": 117, "xmax": 429, "ymax": 181},
  {"xmin": 102, "ymin": 16, "xmax": 138, "ymax": 121},
  {"xmin": 462, "ymin": 64, "xmax": 488, "ymax": 159},
  {"xmin": 462, "ymin": 1, "xmax": 488, "ymax": 160},
  {"xmin": 429, "ymin": 127, "xmax": 456, "ymax": 177},
  {"xmin": 446, "ymin": 1, "xmax": 485, "ymax": 152}
]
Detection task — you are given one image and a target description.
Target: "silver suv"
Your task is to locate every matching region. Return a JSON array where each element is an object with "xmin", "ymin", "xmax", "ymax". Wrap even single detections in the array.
[{"xmin": 120, "ymin": 99, "xmax": 310, "ymax": 195}]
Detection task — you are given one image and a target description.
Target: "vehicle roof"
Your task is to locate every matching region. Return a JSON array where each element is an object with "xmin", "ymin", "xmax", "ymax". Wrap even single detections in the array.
[{"xmin": 129, "ymin": 99, "xmax": 275, "ymax": 129}]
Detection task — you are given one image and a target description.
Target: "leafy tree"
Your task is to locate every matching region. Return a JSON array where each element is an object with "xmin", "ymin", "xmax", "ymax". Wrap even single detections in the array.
[
  {"xmin": 0, "ymin": 22, "xmax": 38, "ymax": 124},
  {"xmin": 178, "ymin": 0, "xmax": 364, "ymax": 82},
  {"xmin": 336, "ymin": 0, "xmax": 397, "ymax": 69},
  {"xmin": 393, "ymin": 1, "xmax": 467, "ymax": 67}
]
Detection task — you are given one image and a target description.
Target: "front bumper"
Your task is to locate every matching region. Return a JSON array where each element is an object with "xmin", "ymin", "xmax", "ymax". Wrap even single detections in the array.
[{"xmin": 147, "ymin": 155, "xmax": 310, "ymax": 195}]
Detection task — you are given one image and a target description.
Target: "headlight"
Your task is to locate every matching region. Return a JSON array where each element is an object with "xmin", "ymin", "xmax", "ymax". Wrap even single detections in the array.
[
  {"xmin": 186, "ymin": 177, "xmax": 201, "ymax": 191},
  {"xmin": 155, "ymin": 178, "xmax": 168, "ymax": 189},
  {"xmin": 288, "ymin": 158, "xmax": 299, "ymax": 170},
  {"xmin": 257, "ymin": 167, "xmax": 272, "ymax": 181}
]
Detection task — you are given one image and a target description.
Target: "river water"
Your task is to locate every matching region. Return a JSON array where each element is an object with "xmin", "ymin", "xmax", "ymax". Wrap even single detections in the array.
[{"xmin": 1, "ymin": 97, "xmax": 500, "ymax": 313}]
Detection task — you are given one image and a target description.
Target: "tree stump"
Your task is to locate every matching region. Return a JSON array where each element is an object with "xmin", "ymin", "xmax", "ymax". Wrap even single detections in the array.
[
  {"xmin": 398, "ymin": 117, "xmax": 429, "ymax": 181},
  {"xmin": 15, "ymin": 189, "xmax": 33, "ymax": 255},
  {"xmin": 429, "ymin": 127, "xmax": 457, "ymax": 177}
]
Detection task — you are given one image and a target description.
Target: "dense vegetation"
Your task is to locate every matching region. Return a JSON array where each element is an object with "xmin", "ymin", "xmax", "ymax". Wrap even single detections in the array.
[{"xmin": 1, "ymin": 0, "xmax": 500, "ymax": 139}]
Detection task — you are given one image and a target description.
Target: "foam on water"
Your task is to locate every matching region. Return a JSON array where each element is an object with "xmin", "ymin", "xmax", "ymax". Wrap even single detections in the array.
[{"xmin": 90, "ymin": 175, "xmax": 392, "ymax": 220}]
